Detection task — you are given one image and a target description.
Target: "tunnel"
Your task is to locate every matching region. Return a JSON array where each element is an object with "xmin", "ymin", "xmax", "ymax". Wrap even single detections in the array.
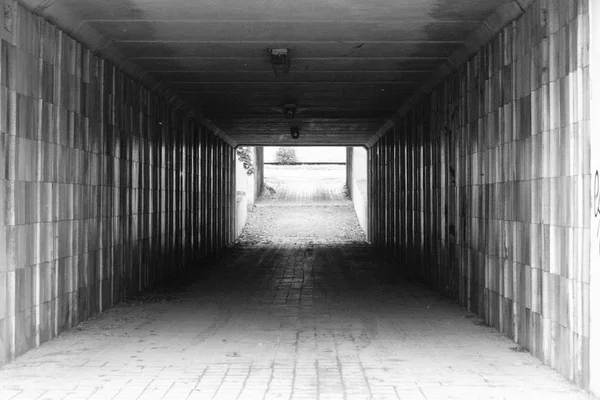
[{"xmin": 0, "ymin": 0, "xmax": 600, "ymax": 398}]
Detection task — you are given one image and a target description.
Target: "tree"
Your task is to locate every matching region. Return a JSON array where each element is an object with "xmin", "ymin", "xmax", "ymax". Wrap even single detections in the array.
[
  {"xmin": 236, "ymin": 147, "xmax": 254, "ymax": 175},
  {"xmin": 275, "ymin": 147, "xmax": 297, "ymax": 164}
]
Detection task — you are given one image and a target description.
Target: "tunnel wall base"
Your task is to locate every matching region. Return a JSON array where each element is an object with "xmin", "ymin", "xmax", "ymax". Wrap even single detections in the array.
[
  {"xmin": 370, "ymin": 0, "xmax": 591, "ymax": 391},
  {"xmin": 0, "ymin": 3, "xmax": 237, "ymax": 366}
]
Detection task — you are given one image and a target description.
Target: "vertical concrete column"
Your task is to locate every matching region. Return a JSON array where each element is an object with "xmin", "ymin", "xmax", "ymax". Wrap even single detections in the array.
[
  {"xmin": 346, "ymin": 147, "xmax": 353, "ymax": 198},
  {"xmin": 254, "ymin": 146, "xmax": 264, "ymax": 197},
  {"xmin": 589, "ymin": 1, "xmax": 600, "ymax": 395},
  {"xmin": 348, "ymin": 147, "xmax": 368, "ymax": 238}
]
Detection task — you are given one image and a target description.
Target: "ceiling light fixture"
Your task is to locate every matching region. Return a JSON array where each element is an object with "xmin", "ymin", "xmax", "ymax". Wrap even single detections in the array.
[
  {"xmin": 271, "ymin": 103, "xmax": 309, "ymax": 118},
  {"xmin": 290, "ymin": 126, "xmax": 300, "ymax": 140},
  {"xmin": 268, "ymin": 48, "xmax": 290, "ymax": 76},
  {"xmin": 283, "ymin": 104, "xmax": 296, "ymax": 119}
]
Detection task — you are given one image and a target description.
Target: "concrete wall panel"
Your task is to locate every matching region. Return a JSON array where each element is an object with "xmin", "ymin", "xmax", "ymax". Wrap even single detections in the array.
[
  {"xmin": 347, "ymin": 147, "xmax": 369, "ymax": 237},
  {"xmin": 0, "ymin": 2, "xmax": 236, "ymax": 365},
  {"xmin": 369, "ymin": 0, "xmax": 592, "ymax": 390},
  {"xmin": 254, "ymin": 147, "xmax": 264, "ymax": 197},
  {"xmin": 588, "ymin": 1, "xmax": 600, "ymax": 395}
]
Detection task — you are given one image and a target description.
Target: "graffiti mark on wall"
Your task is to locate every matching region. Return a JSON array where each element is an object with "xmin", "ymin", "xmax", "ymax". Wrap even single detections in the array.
[
  {"xmin": 4, "ymin": 2, "xmax": 14, "ymax": 33},
  {"xmin": 594, "ymin": 170, "xmax": 600, "ymax": 255}
]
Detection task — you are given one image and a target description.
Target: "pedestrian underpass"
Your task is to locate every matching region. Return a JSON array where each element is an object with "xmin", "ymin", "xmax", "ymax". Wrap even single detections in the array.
[{"xmin": 1, "ymin": 0, "xmax": 599, "ymax": 398}]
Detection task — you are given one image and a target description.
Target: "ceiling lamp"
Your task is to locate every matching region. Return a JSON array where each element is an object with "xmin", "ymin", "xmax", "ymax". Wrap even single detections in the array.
[
  {"xmin": 269, "ymin": 48, "xmax": 290, "ymax": 76},
  {"xmin": 290, "ymin": 126, "xmax": 300, "ymax": 140},
  {"xmin": 270, "ymin": 103, "xmax": 309, "ymax": 118},
  {"xmin": 283, "ymin": 104, "xmax": 296, "ymax": 119}
]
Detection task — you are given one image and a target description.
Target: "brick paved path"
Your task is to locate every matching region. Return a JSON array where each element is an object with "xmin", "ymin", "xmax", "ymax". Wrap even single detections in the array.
[{"xmin": 0, "ymin": 167, "xmax": 594, "ymax": 400}]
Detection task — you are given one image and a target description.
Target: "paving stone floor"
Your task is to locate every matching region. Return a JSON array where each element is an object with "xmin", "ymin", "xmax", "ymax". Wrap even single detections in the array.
[{"xmin": 0, "ymin": 166, "xmax": 595, "ymax": 399}]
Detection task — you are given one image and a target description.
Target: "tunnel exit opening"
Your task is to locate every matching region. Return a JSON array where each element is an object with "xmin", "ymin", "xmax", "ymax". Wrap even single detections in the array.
[{"xmin": 234, "ymin": 146, "xmax": 368, "ymax": 246}]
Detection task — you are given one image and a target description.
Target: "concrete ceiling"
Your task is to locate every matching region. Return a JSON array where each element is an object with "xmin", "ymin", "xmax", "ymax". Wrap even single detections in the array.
[{"xmin": 20, "ymin": 0, "xmax": 525, "ymax": 146}]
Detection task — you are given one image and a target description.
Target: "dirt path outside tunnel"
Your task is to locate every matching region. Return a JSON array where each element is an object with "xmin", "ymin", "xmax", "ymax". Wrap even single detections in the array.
[
  {"xmin": 237, "ymin": 164, "xmax": 366, "ymax": 246},
  {"xmin": 0, "ymin": 165, "xmax": 594, "ymax": 400}
]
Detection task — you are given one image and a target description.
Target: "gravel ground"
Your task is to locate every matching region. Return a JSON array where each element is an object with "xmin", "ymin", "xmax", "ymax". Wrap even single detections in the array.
[{"xmin": 236, "ymin": 205, "xmax": 367, "ymax": 245}]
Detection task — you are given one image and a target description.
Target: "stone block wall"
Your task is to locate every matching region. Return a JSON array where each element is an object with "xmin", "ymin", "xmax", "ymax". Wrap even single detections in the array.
[
  {"xmin": 0, "ymin": 3, "xmax": 236, "ymax": 365},
  {"xmin": 369, "ymin": 0, "xmax": 592, "ymax": 389}
]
